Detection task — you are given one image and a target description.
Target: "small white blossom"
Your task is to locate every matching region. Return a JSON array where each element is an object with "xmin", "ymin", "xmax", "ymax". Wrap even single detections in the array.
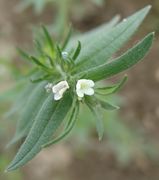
[
  {"xmin": 62, "ymin": 51, "xmax": 68, "ymax": 60},
  {"xmin": 45, "ymin": 83, "xmax": 53, "ymax": 93},
  {"xmin": 52, "ymin": 80, "xmax": 69, "ymax": 101},
  {"xmin": 76, "ymin": 79, "xmax": 95, "ymax": 99}
]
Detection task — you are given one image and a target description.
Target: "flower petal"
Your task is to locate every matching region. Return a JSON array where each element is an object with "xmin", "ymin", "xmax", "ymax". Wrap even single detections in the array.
[
  {"xmin": 76, "ymin": 90, "xmax": 84, "ymax": 98},
  {"xmin": 76, "ymin": 79, "xmax": 95, "ymax": 99},
  {"xmin": 54, "ymin": 93, "xmax": 62, "ymax": 101},
  {"xmin": 52, "ymin": 80, "xmax": 69, "ymax": 100},
  {"xmin": 84, "ymin": 88, "xmax": 94, "ymax": 96},
  {"xmin": 85, "ymin": 80, "xmax": 95, "ymax": 87}
]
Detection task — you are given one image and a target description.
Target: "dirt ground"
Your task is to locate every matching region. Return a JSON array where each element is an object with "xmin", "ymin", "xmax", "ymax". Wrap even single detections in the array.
[{"xmin": 1, "ymin": 0, "xmax": 159, "ymax": 180}]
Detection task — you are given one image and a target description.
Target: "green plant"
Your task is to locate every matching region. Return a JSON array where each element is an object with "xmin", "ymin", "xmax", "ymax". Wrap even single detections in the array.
[{"xmin": 6, "ymin": 6, "xmax": 154, "ymax": 171}]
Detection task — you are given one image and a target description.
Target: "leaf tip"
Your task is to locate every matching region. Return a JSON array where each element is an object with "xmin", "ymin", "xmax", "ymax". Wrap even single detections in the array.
[
  {"xmin": 142, "ymin": 5, "xmax": 152, "ymax": 13},
  {"xmin": 140, "ymin": 5, "xmax": 152, "ymax": 16},
  {"xmin": 146, "ymin": 5, "xmax": 152, "ymax": 10},
  {"xmin": 5, "ymin": 162, "xmax": 17, "ymax": 172}
]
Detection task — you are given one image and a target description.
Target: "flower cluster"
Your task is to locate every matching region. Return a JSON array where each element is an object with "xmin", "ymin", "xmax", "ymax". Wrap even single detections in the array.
[{"xmin": 45, "ymin": 79, "xmax": 95, "ymax": 101}]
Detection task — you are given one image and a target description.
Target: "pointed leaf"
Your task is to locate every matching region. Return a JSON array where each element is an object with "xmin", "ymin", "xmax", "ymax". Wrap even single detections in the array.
[
  {"xmin": 30, "ymin": 56, "xmax": 49, "ymax": 70},
  {"xmin": 67, "ymin": 15, "xmax": 120, "ymax": 50},
  {"xmin": 62, "ymin": 26, "xmax": 72, "ymax": 50},
  {"xmin": 6, "ymin": 92, "xmax": 73, "ymax": 171},
  {"xmin": 72, "ymin": 41, "xmax": 81, "ymax": 61},
  {"xmin": 82, "ymin": 32, "xmax": 154, "ymax": 81},
  {"xmin": 42, "ymin": 102, "xmax": 79, "ymax": 147},
  {"xmin": 17, "ymin": 48, "xmax": 30, "ymax": 61},
  {"xmin": 42, "ymin": 25, "xmax": 54, "ymax": 54},
  {"xmin": 7, "ymin": 82, "xmax": 48, "ymax": 147},
  {"xmin": 96, "ymin": 75, "xmax": 128, "ymax": 95},
  {"xmin": 30, "ymin": 74, "xmax": 51, "ymax": 83},
  {"xmin": 98, "ymin": 100, "xmax": 119, "ymax": 111},
  {"xmin": 73, "ymin": 6, "xmax": 151, "ymax": 73},
  {"xmin": 86, "ymin": 102, "xmax": 104, "ymax": 141}
]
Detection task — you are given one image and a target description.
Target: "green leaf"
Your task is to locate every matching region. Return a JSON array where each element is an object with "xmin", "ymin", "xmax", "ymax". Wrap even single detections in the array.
[
  {"xmin": 42, "ymin": 102, "xmax": 79, "ymax": 147},
  {"xmin": 72, "ymin": 41, "xmax": 81, "ymax": 61},
  {"xmin": 98, "ymin": 99, "xmax": 119, "ymax": 111},
  {"xmin": 6, "ymin": 92, "xmax": 73, "ymax": 171},
  {"xmin": 86, "ymin": 102, "xmax": 104, "ymax": 141},
  {"xmin": 34, "ymin": 39, "xmax": 43, "ymax": 55},
  {"xmin": 17, "ymin": 48, "xmax": 30, "ymax": 61},
  {"xmin": 73, "ymin": 6, "xmax": 151, "ymax": 73},
  {"xmin": 7, "ymin": 82, "xmax": 48, "ymax": 147},
  {"xmin": 96, "ymin": 75, "xmax": 128, "ymax": 95},
  {"xmin": 82, "ymin": 32, "xmax": 154, "ymax": 81},
  {"xmin": 62, "ymin": 26, "xmax": 72, "ymax": 50},
  {"xmin": 30, "ymin": 56, "xmax": 50, "ymax": 70},
  {"xmin": 42, "ymin": 25, "xmax": 54, "ymax": 57},
  {"xmin": 56, "ymin": 44, "xmax": 62, "ymax": 59},
  {"xmin": 30, "ymin": 74, "xmax": 51, "ymax": 83},
  {"xmin": 68, "ymin": 15, "xmax": 120, "ymax": 50}
]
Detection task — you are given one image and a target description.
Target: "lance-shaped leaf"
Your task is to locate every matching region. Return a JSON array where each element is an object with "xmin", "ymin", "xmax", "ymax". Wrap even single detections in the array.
[
  {"xmin": 98, "ymin": 100, "xmax": 119, "ymax": 111},
  {"xmin": 7, "ymin": 82, "xmax": 48, "ymax": 147},
  {"xmin": 79, "ymin": 15, "xmax": 120, "ymax": 45},
  {"xmin": 72, "ymin": 41, "xmax": 81, "ymax": 61},
  {"xmin": 67, "ymin": 15, "xmax": 120, "ymax": 51},
  {"xmin": 73, "ymin": 6, "xmax": 151, "ymax": 73},
  {"xmin": 96, "ymin": 76, "xmax": 128, "ymax": 95},
  {"xmin": 6, "ymin": 92, "xmax": 73, "ymax": 171},
  {"xmin": 86, "ymin": 103, "xmax": 104, "ymax": 141},
  {"xmin": 17, "ymin": 48, "xmax": 30, "ymax": 62},
  {"xmin": 62, "ymin": 26, "xmax": 72, "ymax": 50},
  {"xmin": 30, "ymin": 56, "xmax": 50, "ymax": 70},
  {"xmin": 42, "ymin": 25, "xmax": 55, "ymax": 58},
  {"xmin": 42, "ymin": 102, "xmax": 79, "ymax": 148},
  {"xmin": 81, "ymin": 32, "xmax": 154, "ymax": 81}
]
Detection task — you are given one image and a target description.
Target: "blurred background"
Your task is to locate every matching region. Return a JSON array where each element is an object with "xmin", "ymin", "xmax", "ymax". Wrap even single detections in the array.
[{"xmin": 0, "ymin": 0, "xmax": 159, "ymax": 179}]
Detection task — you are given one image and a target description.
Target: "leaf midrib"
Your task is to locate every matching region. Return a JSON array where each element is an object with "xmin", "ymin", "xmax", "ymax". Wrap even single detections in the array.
[
  {"xmin": 74, "ymin": 9, "xmax": 147, "ymax": 72},
  {"xmin": 8, "ymin": 96, "xmax": 61, "ymax": 169}
]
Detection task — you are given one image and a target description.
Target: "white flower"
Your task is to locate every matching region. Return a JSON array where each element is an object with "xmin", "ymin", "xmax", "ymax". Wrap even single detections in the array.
[
  {"xmin": 76, "ymin": 79, "xmax": 95, "ymax": 99},
  {"xmin": 52, "ymin": 80, "xmax": 69, "ymax": 101},
  {"xmin": 45, "ymin": 83, "xmax": 53, "ymax": 93},
  {"xmin": 62, "ymin": 51, "xmax": 68, "ymax": 60}
]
